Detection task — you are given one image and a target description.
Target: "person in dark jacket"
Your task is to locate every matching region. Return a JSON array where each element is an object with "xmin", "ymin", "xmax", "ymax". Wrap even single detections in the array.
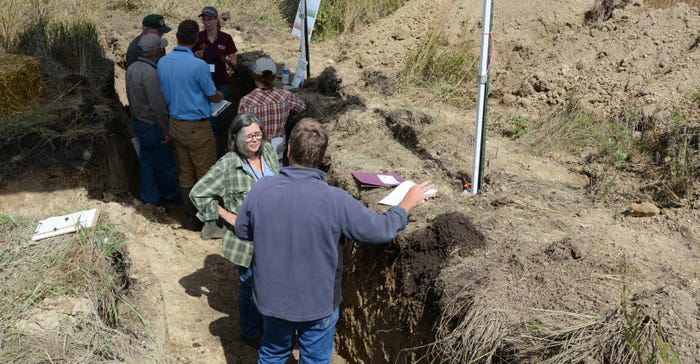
[{"xmin": 234, "ymin": 118, "xmax": 435, "ymax": 363}]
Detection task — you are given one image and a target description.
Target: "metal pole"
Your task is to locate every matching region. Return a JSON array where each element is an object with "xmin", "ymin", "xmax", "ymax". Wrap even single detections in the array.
[
  {"xmin": 467, "ymin": 0, "xmax": 493, "ymax": 195},
  {"xmin": 303, "ymin": 0, "xmax": 310, "ymax": 78}
]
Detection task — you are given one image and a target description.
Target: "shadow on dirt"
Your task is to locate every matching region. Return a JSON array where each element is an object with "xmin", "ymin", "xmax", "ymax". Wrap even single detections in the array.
[{"xmin": 179, "ymin": 254, "xmax": 260, "ymax": 363}]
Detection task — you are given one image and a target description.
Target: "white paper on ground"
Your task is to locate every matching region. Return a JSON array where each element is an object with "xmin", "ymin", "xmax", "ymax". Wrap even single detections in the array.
[
  {"xmin": 379, "ymin": 181, "xmax": 437, "ymax": 206},
  {"xmin": 32, "ymin": 208, "xmax": 101, "ymax": 241}
]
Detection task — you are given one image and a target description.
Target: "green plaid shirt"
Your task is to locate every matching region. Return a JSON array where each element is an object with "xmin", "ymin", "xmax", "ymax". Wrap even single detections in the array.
[{"xmin": 190, "ymin": 142, "xmax": 280, "ymax": 267}]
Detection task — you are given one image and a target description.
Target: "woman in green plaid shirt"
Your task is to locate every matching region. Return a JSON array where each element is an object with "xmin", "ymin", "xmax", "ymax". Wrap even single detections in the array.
[{"xmin": 190, "ymin": 111, "xmax": 280, "ymax": 343}]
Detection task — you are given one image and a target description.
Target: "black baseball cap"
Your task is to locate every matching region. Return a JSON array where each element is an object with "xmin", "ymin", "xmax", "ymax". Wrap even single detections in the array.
[{"xmin": 142, "ymin": 14, "xmax": 171, "ymax": 34}]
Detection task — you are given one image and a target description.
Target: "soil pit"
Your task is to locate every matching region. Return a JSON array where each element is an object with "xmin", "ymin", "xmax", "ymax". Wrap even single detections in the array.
[{"xmin": 337, "ymin": 212, "xmax": 486, "ymax": 363}]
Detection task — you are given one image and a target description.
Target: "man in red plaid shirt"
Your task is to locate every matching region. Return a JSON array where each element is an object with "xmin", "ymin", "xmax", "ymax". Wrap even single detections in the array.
[{"xmin": 238, "ymin": 58, "xmax": 306, "ymax": 142}]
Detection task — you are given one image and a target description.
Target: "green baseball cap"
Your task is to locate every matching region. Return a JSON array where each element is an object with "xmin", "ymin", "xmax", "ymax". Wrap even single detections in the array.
[{"xmin": 142, "ymin": 14, "xmax": 171, "ymax": 34}]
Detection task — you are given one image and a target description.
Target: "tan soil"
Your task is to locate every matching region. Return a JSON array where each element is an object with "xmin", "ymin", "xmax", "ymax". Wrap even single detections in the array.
[{"xmin": 1, "ymin": 0, "xmax": 699, "ymax": 363}]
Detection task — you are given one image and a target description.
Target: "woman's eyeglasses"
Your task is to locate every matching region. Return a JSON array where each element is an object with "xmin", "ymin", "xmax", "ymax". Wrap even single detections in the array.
[{"xmin": 244, "ymin": 132, "xmax": 263, "ymax": 142}]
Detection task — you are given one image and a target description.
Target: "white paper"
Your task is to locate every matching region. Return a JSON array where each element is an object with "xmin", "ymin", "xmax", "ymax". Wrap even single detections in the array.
[
  {"xmin": 380, "ymin": 181, "xmax": 415, "ymax": 206},
  {"xmin": 131, "ymin": 136, "xmax": 140, "ymax": 158},
  {"xmin": 291, "ymin": 58, "xmax": 308, "ymax": 89},
  {"xmin": 378, "ymin": 174, "xmax": 400, "ymax": 185},
  {"xmin": 210, "ymin": 100, "xmax": 231, "ymax": 117},
  {"xmin": 209, "ymin": 64, "xmax": 215, "ymax": 73},
  {"xmin": 379, "ymin": 181, "xmax": 437, "ymax": 206},
  {"xmin": 32, "ymin": 208, "xmax": 100, "ymax": 241}
]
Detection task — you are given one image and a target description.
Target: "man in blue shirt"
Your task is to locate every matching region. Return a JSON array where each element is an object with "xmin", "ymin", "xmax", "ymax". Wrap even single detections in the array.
[
  {"xmin": 158, "ymin": 19, "xmax": 223, "ymax": 230},
  {"xmin": 235, "ymin": 118, "xmax": 435, "ymax": 363}
]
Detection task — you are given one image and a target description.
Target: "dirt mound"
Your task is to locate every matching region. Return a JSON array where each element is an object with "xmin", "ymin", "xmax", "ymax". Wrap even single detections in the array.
[{"xmin": 495, "ymin": 1, "xmax": 700, "ymax": 128}]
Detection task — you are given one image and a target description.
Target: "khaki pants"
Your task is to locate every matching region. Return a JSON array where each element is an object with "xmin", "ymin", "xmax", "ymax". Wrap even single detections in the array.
[{"xmin": 169, "ymin": 118, "xmax": 216, "ymax": 187}]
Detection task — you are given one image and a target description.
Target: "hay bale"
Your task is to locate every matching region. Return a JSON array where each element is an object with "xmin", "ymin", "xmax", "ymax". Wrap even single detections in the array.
[{"xmin": 0, "ymin": 54, "xmax": 45, "ymax": 116}]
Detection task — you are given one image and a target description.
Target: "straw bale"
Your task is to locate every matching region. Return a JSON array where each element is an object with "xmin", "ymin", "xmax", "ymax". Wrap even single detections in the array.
[{"xmin": 0, "ymin": 54, "xmax": 45, "ymax": 116}]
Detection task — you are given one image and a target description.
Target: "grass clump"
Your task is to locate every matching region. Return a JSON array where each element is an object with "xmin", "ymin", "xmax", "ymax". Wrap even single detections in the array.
[
  {"xmin": 498, "ymin": 114, "xmax": 534, "ymax": 140},
  {"xmin": 6, "ymin": 18, "xmax": 107, "ymax": 90},
  {"xmin": 645, "ymin": 0, "xmax": 700, "ymax": 8},
  {"xmin": 0, "ymin": 212, "xmax": 145, "ymax": 363},
  {"xmin": 312, "ymin": 0, "xmax": 409, "ymax": 39},
  {"xmin": 516, "ymin": 284, "xmax": 682, "ymax": 364},
  {"xmin": 691, "ymin": 92, "xmax": 700, "ymax": 106},
  {"xmin": 0, "ymin": 8, "xmax": 118, "ymax": 176},
  {"xmin": 402, "ymin": 3, "xmax": 477, "ymax": 106},
  {"xmin": 508, "ymin": 97, "xmax": 698, "ymax": 205}
]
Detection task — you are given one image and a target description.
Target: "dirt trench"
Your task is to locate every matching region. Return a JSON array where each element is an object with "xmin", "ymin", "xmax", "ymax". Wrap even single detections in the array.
[
  {"xmin": 28, "ymin": 120, "xmax": 481, "ymax": 363},
  {"xmin": 6, "ymin": 52, "xmax": 476, "ymax": 362},
  {"xmin": 335, "ymin": 211, "xmax": 486, "ymax": 363}
]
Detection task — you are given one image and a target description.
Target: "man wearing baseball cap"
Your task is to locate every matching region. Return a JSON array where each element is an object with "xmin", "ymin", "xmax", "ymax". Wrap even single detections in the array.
[
  {"xmin": 193, "ymin": 6, "xmax": 238, "ymax": 158},
  {"xmin": 238, "ymin": 57, "xmax": 306, "ymax": 165},
  {"xmin": 126, "ymin": 14, "xmax": 172, "ymax": 68},
  {"xmin": 158, "ymin": 19, "xmax": 224, "ymax": 231},
  {"xmin": 126, "ymin": 33, "xmax": 179, "ymax": 207}
]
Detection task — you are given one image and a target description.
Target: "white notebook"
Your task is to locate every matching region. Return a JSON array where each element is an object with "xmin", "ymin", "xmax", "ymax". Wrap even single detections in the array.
[{"xmin": 211, "ymin": 100, "xmax": 231, "ymax": 117}]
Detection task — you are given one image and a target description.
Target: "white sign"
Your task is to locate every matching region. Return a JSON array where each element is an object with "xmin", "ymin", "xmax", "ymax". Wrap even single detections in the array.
[{"xmin": 292, "ymin": 0, "xmax": 321, "ymax": 40}]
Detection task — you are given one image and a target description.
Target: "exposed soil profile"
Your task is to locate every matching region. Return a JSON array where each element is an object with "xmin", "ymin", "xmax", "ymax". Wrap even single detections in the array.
[{"xmin": 336, "ymin": 212, "xmax": 486, "ymax": 363}]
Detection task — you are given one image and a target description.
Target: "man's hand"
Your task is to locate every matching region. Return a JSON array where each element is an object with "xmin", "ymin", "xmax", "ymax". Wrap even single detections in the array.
[
  {"xmin": 208, "ymin": 90, "xmax": 223, "ymax": 103},
  {"xmin": 398, "ymin": 181, "xmax": 436, "ymax": 215},
  {"xmin": 194, "ymin": 50, "xmax": 204, "ymax": 58},
  {"xmin": 218, "ymin": 206, "xmax": 237, "ymax": 226},
  {"xmin": 161, "ymin": 133, "xmax": 173, "ymax": 146},
  {"xmin": 225, "ymin": 53, "xmax": 237, "ymax": 66}
]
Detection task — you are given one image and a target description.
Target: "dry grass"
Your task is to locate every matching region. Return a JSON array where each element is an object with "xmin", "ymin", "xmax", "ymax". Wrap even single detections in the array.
[
  {"xmin": 646, "ymin": 0, "xmax": 700, "ymax": 8},
  {"xmin": 519, "ymin": 300, "xmax": 679, "ymax": 364},
  {"xmin": 429, "ymin": 285, "xmax": 682, "ymax": 363},
  {"xmin": 402, "ymin": 1, "xmax": 477, "ymax": 107},
  {"xmin": 0, "ymin": 54, "xmax": 45, "ymax": 116},
  {"xmin": 314, "ymin": 0, "xmax": 410, "ymax": 38},
  {"xmin": 0, "ymin": 213, "xmax": 146, "ymax": 363}
]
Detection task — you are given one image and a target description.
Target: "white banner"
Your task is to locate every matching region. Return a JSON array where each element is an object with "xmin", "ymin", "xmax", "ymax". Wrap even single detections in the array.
[{"xmin": 292, "ymin": 0, "xmax": 321, "ymax": 40}]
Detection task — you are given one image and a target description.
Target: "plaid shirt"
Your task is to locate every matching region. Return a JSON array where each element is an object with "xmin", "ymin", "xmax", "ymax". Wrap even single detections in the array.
[
  {"xmin": 238, "ymin": 88, "xmax": 306, "ymax": 139},
  {"xmin": 190, "ymin": 142, "xmax": 280, "ymax": 267}
]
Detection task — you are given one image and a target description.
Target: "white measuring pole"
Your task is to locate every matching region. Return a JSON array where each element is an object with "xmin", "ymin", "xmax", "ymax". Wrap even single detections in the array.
[{"xmin": 467, "ymin": 0, "xmax": 494, "ymax": 195}]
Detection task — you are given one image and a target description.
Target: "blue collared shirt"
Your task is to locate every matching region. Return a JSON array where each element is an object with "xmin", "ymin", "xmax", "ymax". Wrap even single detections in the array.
[{"xmin": 157, "ymin": 46, "xmax": 216, "ymax": 120}]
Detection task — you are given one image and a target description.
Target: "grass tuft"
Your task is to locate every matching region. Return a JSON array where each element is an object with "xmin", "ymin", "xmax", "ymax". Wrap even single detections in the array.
[
  {"xmin": 645, "ymin": 0, "xmax": 700, "ymax": 8},
  {"xmin": 402, "ymin": 2, "xmax": 477, "ymax": 106},
  {"xmin": 507, "ymin": 97, "xmax": 698, "ymax": 205},
  {"xmin": 514, "ymin": 286, "xmax": 681, "ymax": 364},
  {"xmin": 313, "ymin": 0, "xmax": 410, "ymax": 39},
  {"xmin": 0, "ymin": 212, "xmax": 144, "ymax": 362}
]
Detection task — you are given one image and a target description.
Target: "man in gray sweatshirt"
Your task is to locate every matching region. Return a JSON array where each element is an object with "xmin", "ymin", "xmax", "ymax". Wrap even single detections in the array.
[{"xmin": 235, "ymin": 118, "xmax": 435, "ymax": 362}]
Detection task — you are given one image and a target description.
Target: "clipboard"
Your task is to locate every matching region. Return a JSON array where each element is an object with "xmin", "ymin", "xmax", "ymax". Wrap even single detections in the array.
[{"xmin": 211, "ymin": 100, "xmax": 231, "ymax": 117}]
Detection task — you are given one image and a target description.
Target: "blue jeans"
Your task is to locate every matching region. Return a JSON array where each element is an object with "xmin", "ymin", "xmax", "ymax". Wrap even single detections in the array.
[
  {"xmin": 212, "ymin": 84, "xmax": 230, "ymax": 158},
  {"xmin": 238, "ymin": 265, "xmax": 262, "ymax": 339},
  {"xmin": 132, "ymin": 120, "xmax": 178, "ymax": 204},
  {"xmin": 258, "ymin": 307, "xmax": 340, "ymax": 364}
]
